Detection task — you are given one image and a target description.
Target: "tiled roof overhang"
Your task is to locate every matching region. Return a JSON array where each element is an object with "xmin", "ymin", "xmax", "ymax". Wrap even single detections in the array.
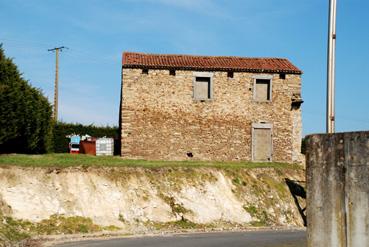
[{"xmin": 122, "ymin": 52, "xmax": 302, "ymax": 74}]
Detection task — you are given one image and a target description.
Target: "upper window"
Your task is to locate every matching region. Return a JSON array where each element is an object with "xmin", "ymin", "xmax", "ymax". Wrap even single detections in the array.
[
  {"xmin": 194, "ymin": 76, "xmax": 211, "ymax": 100},
  {"xmin": 254, "ymin": 79, "xmax": 271, "ymax": 102}
]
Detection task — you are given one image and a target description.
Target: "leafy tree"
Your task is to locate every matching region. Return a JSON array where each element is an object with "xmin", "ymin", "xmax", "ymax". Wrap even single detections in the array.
[{"xmin": 0, "ymin": 45, "xmax": 53, "ymax": 153}]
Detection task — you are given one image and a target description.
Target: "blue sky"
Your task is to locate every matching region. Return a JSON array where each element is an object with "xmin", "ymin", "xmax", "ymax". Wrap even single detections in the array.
[{"xmin": 0, "ymin": 0, "xmax": 368, "ymax": 135}]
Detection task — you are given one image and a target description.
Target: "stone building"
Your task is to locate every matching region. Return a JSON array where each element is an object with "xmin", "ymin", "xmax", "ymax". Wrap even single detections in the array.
[{"xmin": 120, "ymin": 52, "xmax": 303, "ymax": 163}]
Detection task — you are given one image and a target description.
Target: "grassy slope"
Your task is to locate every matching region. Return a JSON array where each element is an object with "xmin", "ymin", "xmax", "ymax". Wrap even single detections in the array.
[{"xmin": 0, "ymin": 154, "xmax": 301, "ymax": 169}]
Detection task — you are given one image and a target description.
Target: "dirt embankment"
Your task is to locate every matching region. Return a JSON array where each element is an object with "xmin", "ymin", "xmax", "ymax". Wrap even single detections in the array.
[{"xmin": 0, "ymin": 166, "xmax": 306, "ymax": 245}]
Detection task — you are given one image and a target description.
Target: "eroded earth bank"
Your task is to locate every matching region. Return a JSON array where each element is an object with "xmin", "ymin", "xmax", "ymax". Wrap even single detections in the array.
[{"xmin": 0, "ymin": 165, "xmax": 306, "ymax": 245}]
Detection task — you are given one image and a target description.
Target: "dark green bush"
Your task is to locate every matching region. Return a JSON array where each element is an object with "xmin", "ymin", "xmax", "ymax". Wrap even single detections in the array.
[{"xmin": 0, "ymin": 45, "xmax": 53, "ymax": 153}]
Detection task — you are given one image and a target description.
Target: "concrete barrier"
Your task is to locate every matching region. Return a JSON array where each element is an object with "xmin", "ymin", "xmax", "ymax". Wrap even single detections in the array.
[{"xmin": 306, "ymin": 131, "xmax": 369, "ymax": 247}]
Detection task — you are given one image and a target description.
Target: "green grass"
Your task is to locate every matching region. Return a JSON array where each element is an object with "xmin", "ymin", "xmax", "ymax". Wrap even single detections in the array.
[
  {"xmin": 0, "ymin": 214, "xmax": 117, "ymax": 245},
  {"xmin": 0, "ymin": 154, "xmax": 302, "ymax": 169},
  {"xmin": 0, "ymin": 215, "xmax": 30, "ymax": 244}
]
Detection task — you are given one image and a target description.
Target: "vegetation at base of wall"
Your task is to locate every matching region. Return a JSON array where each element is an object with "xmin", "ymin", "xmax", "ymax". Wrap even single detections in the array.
[
  {"xmin": 0, "ymin": 213, "xmax": 118, "ymax": 246},
  {"xmin": 0, "ymin": 153, "xmax": 303, "ymax": 169},
  {"xmin": 147, "ymin": 219, "xmax": 200, "ymax": 231},
  {"xmin": 243, "ymin": 205, "xmax": 271, "ymax": 226},
  {"xmin": 0, "ymin": 45, "xmax": 53, "ymax": 154},
  {"xmin": 53, "ymin": 122, "xmax": 119, "ymax": 153},
  {"xmin": 146, "ymin": 220, "xmax": 262, "ymax": 232},
  {"xmin": 0, "ymin": 213, "xmax": 30, "ymax": 245}
]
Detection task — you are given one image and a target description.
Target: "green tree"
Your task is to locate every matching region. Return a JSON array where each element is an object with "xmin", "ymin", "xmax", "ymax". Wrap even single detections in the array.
[{"xmin": 0, "ymin": 45, "xmax": 53, "ymax": 153}]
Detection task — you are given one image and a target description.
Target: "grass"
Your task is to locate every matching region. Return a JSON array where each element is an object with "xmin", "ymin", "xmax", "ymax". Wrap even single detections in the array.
[
  {"xmin": 0, "ymin": 153, "xmax": 302, "ymax": 169},
  {"xmin": 0, "ymin": 214, "xmax": 117, "ymax": 246},
  {"xmin": 0, "ymin": 215, "xmax": 30, "ymax": 244}
]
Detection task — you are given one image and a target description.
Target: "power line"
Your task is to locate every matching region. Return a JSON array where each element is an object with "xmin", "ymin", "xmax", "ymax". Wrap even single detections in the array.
[{"xmin": 48, "ymin": 46, "xmax": 68, "ymax": 121}]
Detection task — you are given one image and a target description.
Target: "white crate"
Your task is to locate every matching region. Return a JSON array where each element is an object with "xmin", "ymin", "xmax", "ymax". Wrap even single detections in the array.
[{"xmin": 96, "ymin": 138, "xmax": 114, "ymax": 156}]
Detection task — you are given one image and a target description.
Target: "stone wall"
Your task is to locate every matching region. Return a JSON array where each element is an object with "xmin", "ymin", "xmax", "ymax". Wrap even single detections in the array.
[
  {"xmin": 121, "ymin": 68, "xmax": 302, "ymax": 163},
  {"xmin": 306, "ymin": 131, "xmax": 369, "ymax": 247}
]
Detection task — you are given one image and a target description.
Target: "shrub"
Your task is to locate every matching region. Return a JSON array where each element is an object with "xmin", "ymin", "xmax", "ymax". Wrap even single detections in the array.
[{"xmin": 0, "ymin": 45, "xmax": 53, "ymax": 154}]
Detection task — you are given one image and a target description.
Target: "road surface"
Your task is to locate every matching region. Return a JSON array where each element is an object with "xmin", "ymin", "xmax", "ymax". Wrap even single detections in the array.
[{"xmin": 56, "ymin": 230, "xmax": 306, "ymax": 247}]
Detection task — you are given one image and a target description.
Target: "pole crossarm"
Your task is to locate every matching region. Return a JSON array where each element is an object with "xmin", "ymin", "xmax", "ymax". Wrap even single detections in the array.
[{"xmin": 48, "ymin": 46, "xmax": 67, "ymax": 52}]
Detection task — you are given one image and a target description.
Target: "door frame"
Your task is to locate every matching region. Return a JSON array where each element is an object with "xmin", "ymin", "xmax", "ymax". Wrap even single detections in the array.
[{"xmin": 252, "ymin": 123, "xmax": 273, "ymax": 162}]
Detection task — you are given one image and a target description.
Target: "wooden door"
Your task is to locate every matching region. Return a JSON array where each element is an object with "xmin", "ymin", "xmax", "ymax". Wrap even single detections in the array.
[{"xmin": 252, "ymin": 125, "xmax": 272, "ymax": 162}]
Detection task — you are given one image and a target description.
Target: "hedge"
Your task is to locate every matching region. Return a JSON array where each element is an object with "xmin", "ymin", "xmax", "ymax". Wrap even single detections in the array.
[{"xmin": 0, "ymin": 45, "xmax": 53, "ymax": 154}]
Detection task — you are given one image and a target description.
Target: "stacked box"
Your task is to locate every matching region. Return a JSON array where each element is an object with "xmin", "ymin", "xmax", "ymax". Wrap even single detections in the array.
[{"xmin": 96, "ymin": 138, "xmax": 114, "ymax": 156}]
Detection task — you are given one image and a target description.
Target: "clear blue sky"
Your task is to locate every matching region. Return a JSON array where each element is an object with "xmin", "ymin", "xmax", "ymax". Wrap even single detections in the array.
[{"xmin": 1, "ymin": 0, "xmax": 368, "ymax": 135}]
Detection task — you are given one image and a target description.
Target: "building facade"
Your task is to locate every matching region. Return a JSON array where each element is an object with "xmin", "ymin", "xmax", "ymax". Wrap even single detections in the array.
[{"xmin": 120, "ymin": 52, "xmax": 303, "ymax": 163}]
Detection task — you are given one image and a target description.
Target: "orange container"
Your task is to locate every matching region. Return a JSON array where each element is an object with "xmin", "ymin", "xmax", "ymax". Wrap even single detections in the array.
[{"xmin": 80, "ymin": 140, "xmax": 96, "ymax": 155}]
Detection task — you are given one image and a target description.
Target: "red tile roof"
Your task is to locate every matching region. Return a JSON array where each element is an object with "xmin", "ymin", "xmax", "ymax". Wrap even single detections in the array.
[{"xmin": 122, "ymin": 52, "xmax": 302, "ymax": 74}]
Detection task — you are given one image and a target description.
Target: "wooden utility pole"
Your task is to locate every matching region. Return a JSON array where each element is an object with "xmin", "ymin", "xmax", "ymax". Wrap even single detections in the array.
[
  {"xmin": 326, "ymin": 0, "xmax": 337, "ymax": 133},
  {"xmin": 48, "ymin": 46, "xmax": 67, "ymax": 121}
]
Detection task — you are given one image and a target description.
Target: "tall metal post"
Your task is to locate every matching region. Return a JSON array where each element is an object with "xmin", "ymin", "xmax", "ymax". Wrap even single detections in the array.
[
  {"xmin": 48, "ymin": 46, "xmax": 67, "ymax": 121},
  {"xmin": 327, "ymin": 0, "xmax": 337, "ymax": 133}
]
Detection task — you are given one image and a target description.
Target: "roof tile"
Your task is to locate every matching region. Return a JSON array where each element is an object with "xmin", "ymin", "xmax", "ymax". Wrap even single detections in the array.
[{"xmin": 122, "ymin": 52, "xmax": 302, "ymax": 74}]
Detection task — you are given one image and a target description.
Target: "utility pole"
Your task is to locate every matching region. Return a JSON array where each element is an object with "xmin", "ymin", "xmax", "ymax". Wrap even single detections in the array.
[
  {"xmin": 48, "ymin": 46, "xmax": 67, "ymax": 121},
  {"xmin": 327, "ymin": 0, "xmax": 337, "ymax": 133}
]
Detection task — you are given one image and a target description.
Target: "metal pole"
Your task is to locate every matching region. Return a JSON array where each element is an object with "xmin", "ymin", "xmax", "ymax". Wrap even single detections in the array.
[
  {"xmin": 54, "ymin": 49, "xmax": 59, "ymax": 121},
  {"xmin": 327, "ymin": 0, "xmax": 337, "ymax": 133}
]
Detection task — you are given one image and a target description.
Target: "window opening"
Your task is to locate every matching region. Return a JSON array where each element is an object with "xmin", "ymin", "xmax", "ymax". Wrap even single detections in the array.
[
  {"xmin": 194, "ymin": 76, "xmax": 211, "ymax": 100},
  {"xmin": 254, "ymin": 79, "xmax": 271, "ymax": 101}
]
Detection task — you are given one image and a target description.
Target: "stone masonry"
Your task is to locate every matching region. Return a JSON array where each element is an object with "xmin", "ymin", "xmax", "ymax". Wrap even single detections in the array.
[{"xmin": 120, "ymin": 52, "xmax": 303, "ymax": 163}]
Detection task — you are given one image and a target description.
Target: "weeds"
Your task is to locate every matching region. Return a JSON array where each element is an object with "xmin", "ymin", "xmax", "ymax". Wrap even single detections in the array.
[{"xmin": 0, "ymin": 214, "xmax": 118, "ymax": 246}]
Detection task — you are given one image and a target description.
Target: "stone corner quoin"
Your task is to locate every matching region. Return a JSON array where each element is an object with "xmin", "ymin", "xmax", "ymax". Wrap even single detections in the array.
[{"xmin": 119, "ymin": 52, "xmax": 303, "ymax": 163}]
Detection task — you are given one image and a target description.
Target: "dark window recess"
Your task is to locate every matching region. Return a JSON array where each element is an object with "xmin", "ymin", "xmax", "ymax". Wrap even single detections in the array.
[
  {"xmin": 186, "ymin": 152, "xmax": 193, "ymax": 158},
  {"xmin": 71, "ymin": 144, "xmax": 79, "ymax": 149},
  {"xmin": 279, "ymin": 73, "xmax": 286, "ymax": 79},
  {"xmin": 227, "ymin": 71, "xmax": 234, "ymax": 78},
  {"xmin": 142, "ymin": 68, "xmax": 149, "ymax": 74},
  {"xmin": 170, "ymin": 70, "xmax": 176, "ymax": 76}
]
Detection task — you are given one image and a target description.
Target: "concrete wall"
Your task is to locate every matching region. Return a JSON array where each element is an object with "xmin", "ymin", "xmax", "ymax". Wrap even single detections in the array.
[
  {"xmin": 121, "ymin": 68, "xmax": 302, "ymax": 162},
  {"xmin": 306, "ymin": 131, "xmax": 369, "ymax": 247}
]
